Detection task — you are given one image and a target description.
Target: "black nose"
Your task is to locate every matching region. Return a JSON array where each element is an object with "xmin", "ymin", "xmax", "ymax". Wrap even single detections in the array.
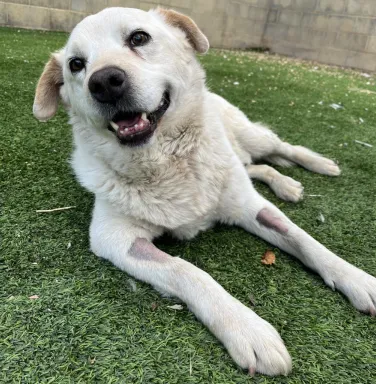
[{"xmin": 88, "ymin": 66, "xmax": 128, "ymax": 104}]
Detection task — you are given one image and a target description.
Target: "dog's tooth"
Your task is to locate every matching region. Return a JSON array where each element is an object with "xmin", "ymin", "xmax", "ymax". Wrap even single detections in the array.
[
  {"xmin": 141, "ymin": 112, "xmax": 147, "ymax": 120},
  {"xmin": 110, "ymin": 121, "xmax": 119, "ymax": 131},
  {"xmin": 135, "ymin": 124, "xmax": 139, "ymax": 128}
]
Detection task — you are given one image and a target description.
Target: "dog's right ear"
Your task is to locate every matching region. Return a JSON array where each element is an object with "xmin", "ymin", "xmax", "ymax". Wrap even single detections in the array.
[{"xmin": 33, "ymin": 50, "xmax": 64, "ymax": 122}]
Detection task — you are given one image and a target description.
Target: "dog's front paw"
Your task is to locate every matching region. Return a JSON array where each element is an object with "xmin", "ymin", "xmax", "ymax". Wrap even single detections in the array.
[
  {"xmin": 322, "ymin": 260, "xmax": 376, "ymax": 316},
  {"xmin": 216, "ymin": 302, "xmax": 292, "ymax": 376}
]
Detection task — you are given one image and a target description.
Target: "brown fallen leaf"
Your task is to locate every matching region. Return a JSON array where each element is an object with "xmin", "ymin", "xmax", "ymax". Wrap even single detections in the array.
[
  {"xmin": 261, "ymin": 250, "xmax": 276, "ymax": 265},
  {"xmin": 151, "ymin": 302, "xmax": 158, "ymax": 311},
  {"xmin": 29, "ymin": 295, "xmax": 39, "ymax": 300}
]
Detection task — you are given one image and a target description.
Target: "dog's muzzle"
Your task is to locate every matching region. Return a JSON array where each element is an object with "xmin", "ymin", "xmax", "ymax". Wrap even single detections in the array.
[
  {"xmin": 87, "ymin": 66, "xmax": 171, "ymax": 146},
  {"xmin": 107, "ymin": 91, "xmax": 170, "ymax": 146}
]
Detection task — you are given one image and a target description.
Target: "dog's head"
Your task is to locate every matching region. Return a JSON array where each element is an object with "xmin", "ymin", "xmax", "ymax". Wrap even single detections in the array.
[{"xmin": 33, "ymin": 8, "xmax": 209, "ymax": 146}]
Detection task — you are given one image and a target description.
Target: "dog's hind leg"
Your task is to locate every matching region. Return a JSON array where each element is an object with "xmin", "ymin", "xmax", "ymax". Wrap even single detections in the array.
[
  {"xmin": 246, "ymin": 164, "xmax": 304, "ymax": 203},
  {"xmin": 268, "ymin": 143, "xmax": 341, "ymax": 176},
  {"xmin": 232, "ymin": 119, "xmax": 341, "ymax": 176},
  {"xmin": 219, "ymin": 165, "xmax": 376, "ymax": 316},
  {"xmin": 214, "ymin": 93, "xmax": 340, "ymax": 176}
]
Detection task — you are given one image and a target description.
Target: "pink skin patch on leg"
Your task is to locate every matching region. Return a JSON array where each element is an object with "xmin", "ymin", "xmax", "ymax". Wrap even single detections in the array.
[
  {"xmin": 256, "ymin": 208, "xmax": 289, "ymax": 234},
  {"xmin": 129, "ymin": 238, "xmax": 170, "ymax": 262}
]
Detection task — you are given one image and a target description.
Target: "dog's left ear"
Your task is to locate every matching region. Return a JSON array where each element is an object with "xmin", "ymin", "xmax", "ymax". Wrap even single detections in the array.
[
  {"xmin": 33, "ymin": 50, "xmax": 64, "ymax": 122},
  {"xmin": 157, "ymin": 9, "xmax": 209, "ymax": 54}
]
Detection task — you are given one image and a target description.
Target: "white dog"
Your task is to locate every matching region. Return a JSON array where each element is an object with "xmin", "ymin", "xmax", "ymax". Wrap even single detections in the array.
[{"xmin": 33, "ymin": 8, "xmax": 376, "ymax": 376}]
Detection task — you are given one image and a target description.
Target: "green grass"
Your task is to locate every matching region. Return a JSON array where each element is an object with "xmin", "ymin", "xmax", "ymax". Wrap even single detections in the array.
[{"xmin": 1, "ymin": 27, "xmax": 376, "ymax": 383}]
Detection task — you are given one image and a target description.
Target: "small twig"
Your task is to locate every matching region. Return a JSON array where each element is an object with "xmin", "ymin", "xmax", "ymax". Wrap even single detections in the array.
[
  {"xmin": 307, "ymin": 194, "xmax": 323, "ymax": 197},
  {"xmin": 349, "ymin": 87, "xmax": 376, "ymax": 95},
  {"xmin": 36, "ymin": 206, "xmax": 76, "ymax": 213},
  {"xmin": 355, "ymin": 140, "xmax": 373, "ymax": 148}
]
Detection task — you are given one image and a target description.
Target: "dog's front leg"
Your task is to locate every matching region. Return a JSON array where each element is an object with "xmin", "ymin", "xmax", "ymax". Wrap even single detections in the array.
[
  {"xmin": 221, "ymin": 166, "xmax": 376, "ymax": 316},
  {"xmin": 90, "ymin": 199, "xmax": 292, "ymax": 376}
]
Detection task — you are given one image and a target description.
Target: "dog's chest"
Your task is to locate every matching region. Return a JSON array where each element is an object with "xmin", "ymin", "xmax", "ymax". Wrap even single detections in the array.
[
  {"xmin": 74, "ymin": 144, "xmax": 230, "ymax": 230},
  {"xmin": 112, "ymin": 152, "xmax": 228, "ymax": 229}
]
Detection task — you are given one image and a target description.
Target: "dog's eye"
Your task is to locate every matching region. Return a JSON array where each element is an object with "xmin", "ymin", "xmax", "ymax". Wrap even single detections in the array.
[
  {"xmin": 129, "ymin": 31, "xmax": 150, "ymax": 47},
  {"xmin": 69, "ymin": 58, "xmax": 85, "ymax": 73}
]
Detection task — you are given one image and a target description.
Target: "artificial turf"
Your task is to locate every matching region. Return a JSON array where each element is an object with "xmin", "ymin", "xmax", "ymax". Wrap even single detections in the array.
[{"xmin": 1, "ymin": 26, "xmax": 376, "ymax": 383}]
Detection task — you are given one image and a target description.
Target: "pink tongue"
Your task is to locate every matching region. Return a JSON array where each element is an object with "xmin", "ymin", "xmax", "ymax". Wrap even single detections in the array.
[{"xmin": 115, "ymin": 114, "xmax": 142, "ymax": 129}]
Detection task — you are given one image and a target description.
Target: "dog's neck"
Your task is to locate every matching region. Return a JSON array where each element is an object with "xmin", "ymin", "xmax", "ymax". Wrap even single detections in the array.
[{"xmin": 156, "ymin": 89, "xmax": 205, "ymax": 157}]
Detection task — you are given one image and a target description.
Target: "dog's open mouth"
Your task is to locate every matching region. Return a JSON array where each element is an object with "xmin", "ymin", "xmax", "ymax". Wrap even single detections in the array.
[{"xmin": 108, "ymin": 92, "xmax": 170, "ymax": 146}]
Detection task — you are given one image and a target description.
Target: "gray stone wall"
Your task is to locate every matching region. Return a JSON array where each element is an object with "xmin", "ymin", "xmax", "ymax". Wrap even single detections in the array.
[{"xmin": 1, "ymin": 0, "xmax": 376, "ymax": 71}]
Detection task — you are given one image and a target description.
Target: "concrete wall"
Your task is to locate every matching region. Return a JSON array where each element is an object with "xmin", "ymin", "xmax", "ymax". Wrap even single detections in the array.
[
  {"xmin": 1, "ymin": 0, "xmax": 376, "ymax": 71},
  {"xmin": 264, "ymin": 0, "xmax": 376, "ymax": 71},
  {"xmin": 0, "ymin": 0, "xmax": 269, "ymax": 50}
]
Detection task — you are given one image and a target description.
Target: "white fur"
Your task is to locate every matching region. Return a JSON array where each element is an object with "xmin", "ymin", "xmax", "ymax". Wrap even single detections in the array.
[{"xmin": 33, "ymin": 7, "xmax": 376, "ymax": 377}]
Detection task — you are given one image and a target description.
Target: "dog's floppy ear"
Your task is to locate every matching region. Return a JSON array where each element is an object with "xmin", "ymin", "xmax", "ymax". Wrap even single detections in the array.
[
  {"xmin": 33, "ymin": 50, "xmax": 64, "ymax": 122},
  {"xmin": 157, "ymin": 9, "xmax": 209, "ymax": 54}
]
